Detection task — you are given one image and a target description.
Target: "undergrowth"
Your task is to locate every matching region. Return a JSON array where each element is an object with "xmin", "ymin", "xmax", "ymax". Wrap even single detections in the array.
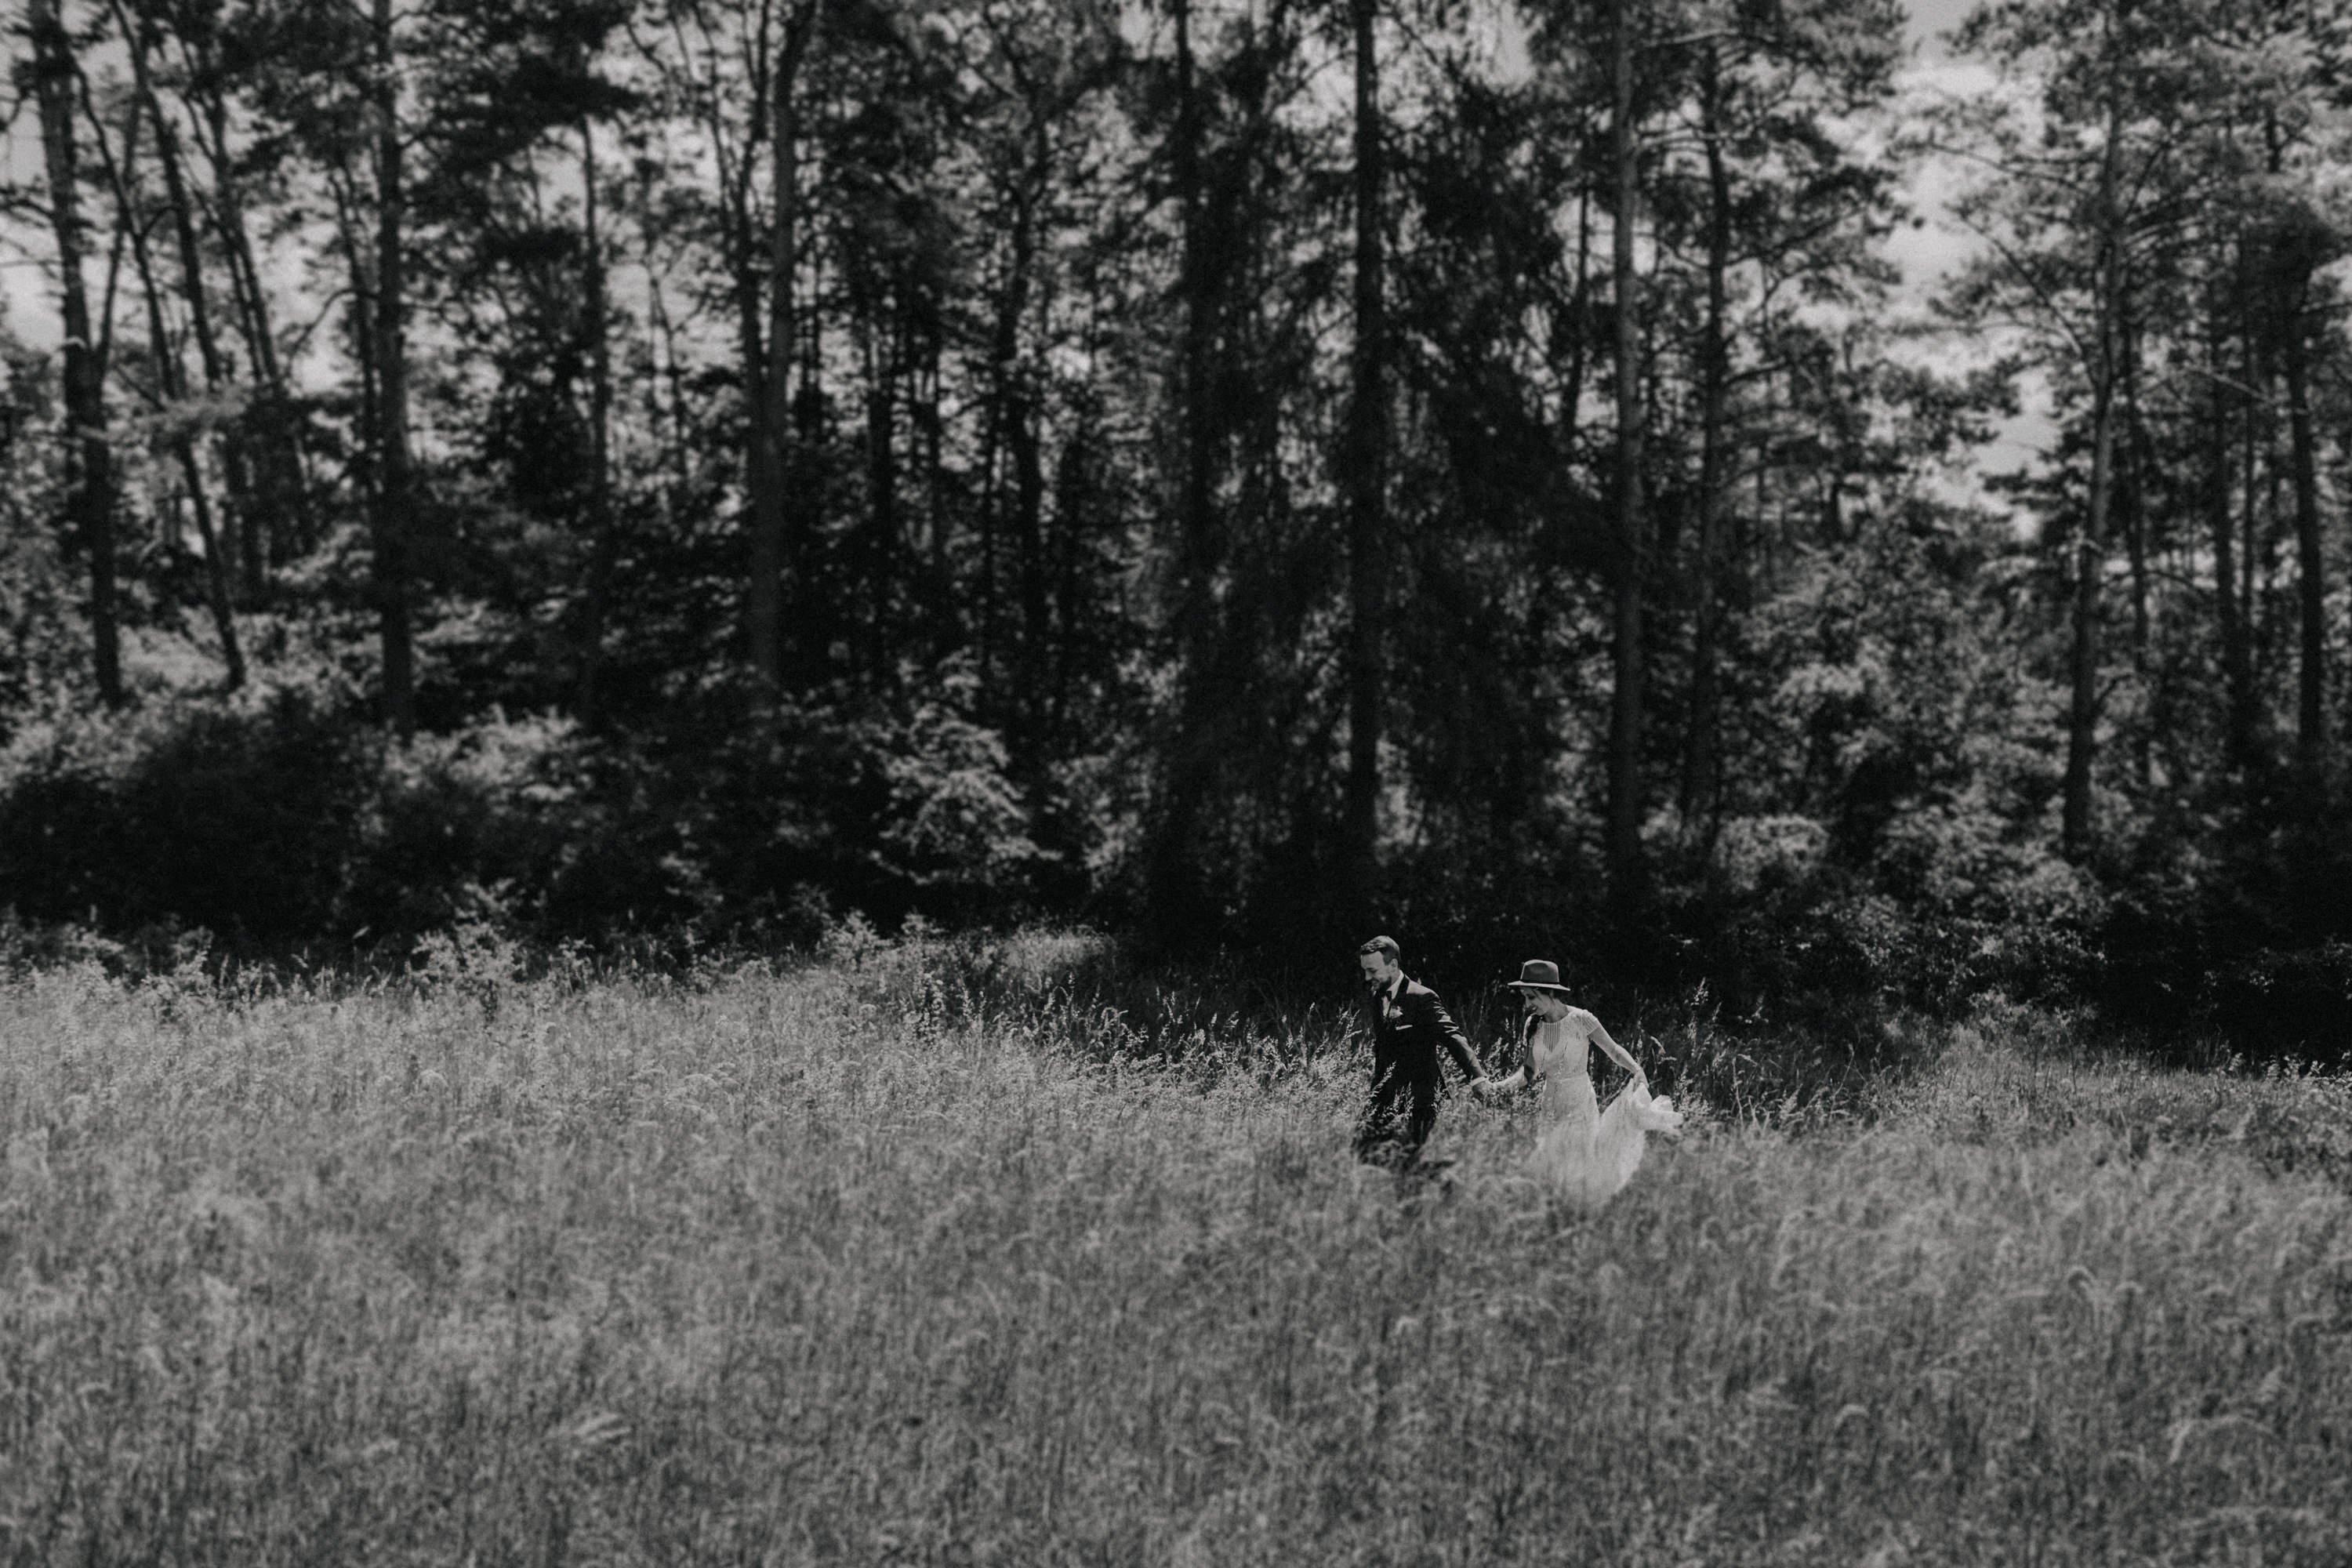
[
  {"xmin": 1, "ymin": 928, "xmax": 2348, "ymax": 1565},
  {"xmin": 835, "ymin": 925, "xmax": 1937, "ymax": 1130}
]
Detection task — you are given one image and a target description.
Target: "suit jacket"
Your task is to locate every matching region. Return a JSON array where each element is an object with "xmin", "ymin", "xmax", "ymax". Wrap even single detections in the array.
[{"xmin": 1367, "ymin": 975, "xmax": 1483, "ymax": 1098}]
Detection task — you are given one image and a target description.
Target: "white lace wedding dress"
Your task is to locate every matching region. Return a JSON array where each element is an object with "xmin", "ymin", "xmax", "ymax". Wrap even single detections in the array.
[{"xmin": 1525, "ymin": 1011, "xmax": 1682, "ymax": 1207}]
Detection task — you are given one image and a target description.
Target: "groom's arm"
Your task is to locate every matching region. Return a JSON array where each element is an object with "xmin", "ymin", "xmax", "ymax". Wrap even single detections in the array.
[{"xmin": 1410, "ymin": 989, "xmax": 1485, "ymax": 1084}]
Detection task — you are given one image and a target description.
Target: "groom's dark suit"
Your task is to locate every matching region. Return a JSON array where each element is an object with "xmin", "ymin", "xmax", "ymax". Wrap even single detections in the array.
[{"xmin": 1354, "ymin": 975, "xmax": 1483, "ymax": 1169}]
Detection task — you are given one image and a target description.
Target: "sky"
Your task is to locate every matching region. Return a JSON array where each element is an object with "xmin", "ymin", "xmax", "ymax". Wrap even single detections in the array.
[{"xmin": 1907, "ymin": 0, "xmax": 1979, "ymax": 50}]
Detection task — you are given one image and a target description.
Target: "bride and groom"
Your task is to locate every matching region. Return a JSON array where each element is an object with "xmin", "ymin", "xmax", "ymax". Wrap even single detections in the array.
[{"xmin": 1352, "ymin": 935, "xmax": 1682, "ymax": 1204}]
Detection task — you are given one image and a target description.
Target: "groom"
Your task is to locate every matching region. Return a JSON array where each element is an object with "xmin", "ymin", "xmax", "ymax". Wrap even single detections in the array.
[{"xmin": 1353, "ymin": 935, "xmax": 1491, "ymax": 1171}]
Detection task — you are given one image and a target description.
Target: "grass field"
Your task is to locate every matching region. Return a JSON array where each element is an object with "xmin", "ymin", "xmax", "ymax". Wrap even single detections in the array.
[{"xmin": 3, "ymin": 931, "xmax": 2350, "ymax": 1565}]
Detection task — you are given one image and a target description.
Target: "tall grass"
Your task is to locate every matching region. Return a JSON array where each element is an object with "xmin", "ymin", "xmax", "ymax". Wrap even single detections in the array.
[
  {"xmin": 844, "ymin": 926, "xmax": 1929, "ymax": 1126},
  {"xmin": 2, "ymin": 934, "xmax": 2348, "ymax": 1565}
]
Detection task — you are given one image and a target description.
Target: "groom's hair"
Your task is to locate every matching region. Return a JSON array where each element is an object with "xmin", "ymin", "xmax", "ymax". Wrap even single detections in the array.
[{"xmin": 1356, "ymin": 935, "xmax": 1399, "ymax": 964}]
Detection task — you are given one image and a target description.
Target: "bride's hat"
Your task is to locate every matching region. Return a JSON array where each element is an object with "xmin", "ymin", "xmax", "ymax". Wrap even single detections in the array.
[{"xmin": 1506, "ymin": 960, "xmax": 1570, "ymax": 993}]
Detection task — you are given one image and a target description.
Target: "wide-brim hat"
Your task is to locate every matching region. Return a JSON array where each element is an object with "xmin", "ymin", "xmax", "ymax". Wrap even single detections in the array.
[{"xmin": 1506, "ymin": 959, "xmax": 1570, "ymax": 993}]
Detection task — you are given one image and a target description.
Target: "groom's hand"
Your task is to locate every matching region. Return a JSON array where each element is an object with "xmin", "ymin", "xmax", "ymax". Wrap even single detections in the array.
[{"xmin": 1466, "ymin": 1076, "xmax": 1495, "ymax": 1102}]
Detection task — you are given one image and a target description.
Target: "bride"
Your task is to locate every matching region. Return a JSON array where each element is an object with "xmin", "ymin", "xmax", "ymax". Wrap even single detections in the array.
[{"xmin": 1488, "ymin": 960, "xmax": 1682, "ymax": 1207}]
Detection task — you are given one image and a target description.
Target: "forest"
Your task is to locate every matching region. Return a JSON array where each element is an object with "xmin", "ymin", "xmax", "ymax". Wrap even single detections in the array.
[{"xmin": 2, "ymin": 0, "xmax": 2350, "ymax": 1051}]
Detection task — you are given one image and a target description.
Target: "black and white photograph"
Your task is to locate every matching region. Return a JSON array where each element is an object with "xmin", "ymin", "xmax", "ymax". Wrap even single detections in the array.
[{"xmin": 3, "ymin": 0, "xmax": 2350, "ymax": 1557}]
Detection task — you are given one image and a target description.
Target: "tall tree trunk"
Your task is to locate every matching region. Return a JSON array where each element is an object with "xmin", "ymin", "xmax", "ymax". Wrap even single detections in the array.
[
  {"xmin": 370, "ymin": 0, "xmax": 416, "ymax": 737},
  {"xmin": 977, "ymin": 387, "xmax": 1000, "ymax": 697},
  {"xmin": 577, "ymin": 121, "xmax": 619, "ymax": 727},
  {"xmin": 1012, "ymin": 142, "xmax": 1051, "ymax": 750},
  {"xmin": 1682, "ymin": 48, "xmax": 1731, "ymax": 848},
  {"xmin": 118, "ymin": 0, "xmax": 257, "ymax": 609},
  {"xmin": 1605, "ymin": 0, "xmax": 1647, "ymax": 907},
  {"xmin": 180, "ymin": 453, "xmax": 245, "ymax": 688},
  {"xmin": 746, "ymin": 3, "xmax": 818, "ymax": 692},
  {"xmin": 96, "ymin": 82, "xmax": 246, "ymax": 691},
  {"xmin": 1560, "ymin": 189, "xmax": 1591, "ymax": 456},
  {"xmin": 2282, "ymin": 286, "xmax": 2326, "ymax": 781},
  {"xmin": 865, "ymin": 321, "xmax": 900, "ymax": 691},
  {"xmin": 1343, "ymin": 0, "xmax": 1388, "ymax": 926},
  {"xmin": 2060, "ymin": 89, "xmax": 2125, "ymax": 862},
  {"xmin": 1051, "ymin": 419, "xmax": 1091, "ymax": 739},
  {"xmin": 2120, "ymin": 312, "xmax": 2151, "ymax": 789},
  {"xmin": 986, "ymin": 173, "xmax": 1044, "ymax": 739},
  {"xmin": 916, "ymin": 314, "xmax": 950, "ymax": 639},
  {"xmin": 184, "ymin": 42, "xmax": 310, "ymax": 575},
  {"xmin": 648, "ymin": 261, "xmax": 691, "ymax": 528},
  {"xmin": 1532, "ymin": 187, "xmax": 1591, "ymax": 664},
  {"xmin": 2059, "ymin": 388, "xmax": 2117, "ymax": 858},
  {"xmin": 2120, "ymin": 317, "xmax": 2151, "ymax": 668},
  {"xmin": 1011, "ymin": 350, "xmax": 1047, "ymax": 743},
  {"xmin": 2250, "ymin": 122, "xmax": 2327, "ymax": 786},
  {"xmin": 31, "ymin": 0, "xmax": 122, "ymax": 709},
  {"xmin": 336, "ymin": 176, "xmax": 382, "ymax": 514},
  {"xmin": 1146, "ymin": 0, "xmax": 1223, "ymax": 940},
  {"xmin": 2207, "ymin": 321, "xmax": 2257, "ymax": 771},
  {"xmin": 2240, "ymin": 276, "xmax": 2261, "ymax": 691}
]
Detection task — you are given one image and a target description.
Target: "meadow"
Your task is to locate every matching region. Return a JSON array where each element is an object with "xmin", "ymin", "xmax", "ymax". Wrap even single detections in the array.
[{"xmin": 2, "ymin": 929, "xmax": 2350, "ymax": 1566}]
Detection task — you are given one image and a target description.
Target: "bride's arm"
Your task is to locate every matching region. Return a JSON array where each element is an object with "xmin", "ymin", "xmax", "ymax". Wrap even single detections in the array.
[
  {"xmin": 1486, "ymin": 1018, "xmax": 1540, "ymax": 1094},
  {"xmin": 1581, "ymin": 1013, "xmax": 1646, "ymax": 1083}
]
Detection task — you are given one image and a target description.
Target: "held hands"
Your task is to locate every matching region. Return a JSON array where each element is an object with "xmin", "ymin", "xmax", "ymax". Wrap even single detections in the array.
[{"xmin": 1477, "ymin": 1067, "xmax": 1531, "ymax": 1098}]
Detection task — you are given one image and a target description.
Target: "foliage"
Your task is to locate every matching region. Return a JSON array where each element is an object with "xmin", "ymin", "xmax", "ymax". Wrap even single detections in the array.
[{"xmin": 0, "ymin": 689, "xmax": 687, "ymax": 948}]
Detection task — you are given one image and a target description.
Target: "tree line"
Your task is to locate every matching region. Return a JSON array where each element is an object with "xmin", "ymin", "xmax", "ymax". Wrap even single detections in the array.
[{"xmin": 2, "ymin": 0, "xmax": 2349, "ymax": 1044}]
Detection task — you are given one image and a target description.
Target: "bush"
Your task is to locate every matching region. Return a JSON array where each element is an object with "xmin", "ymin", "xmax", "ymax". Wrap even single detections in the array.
[
  {"xmin": 0, "ymin": 691, "xmax": 366, "ymax": 942},
  {"xmin": 0, "ymin": 693, "xmax": 697, "ymax": 953},
  {"xmin": 344, "ymin": 711, "xmax": 702, "ymax": 942},
  {"xmin": 640, "ymin": 677, "xmax": 1054, "ymax": 935},
  {"xmin": 0, "ymin": 674, "xmax": 1062, "ymax": 960},
  {"xmin": 2198, "ymin": 940, "xmax": 2352, "ymax": 1061},
  {"xmin": 2095, "ymin": 811, "xmax": 2352, "ymax": 1062}
]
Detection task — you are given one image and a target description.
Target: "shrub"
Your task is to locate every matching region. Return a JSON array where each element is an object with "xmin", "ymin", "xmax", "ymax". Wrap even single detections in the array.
[
  {"xmin": 0, "ymin": 694, "xmax": 699, "ymax": 954},
  {"xmin": 0, "ymin": 691, "xmax": 367, "ymax": 941},
  {"xmin": 0, "ymin": 673, "xmax": 1062, "ymax": 960},
  {"xmin": 648, "ymin": 678, "xmax": 1053, "ymax": 933}
]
